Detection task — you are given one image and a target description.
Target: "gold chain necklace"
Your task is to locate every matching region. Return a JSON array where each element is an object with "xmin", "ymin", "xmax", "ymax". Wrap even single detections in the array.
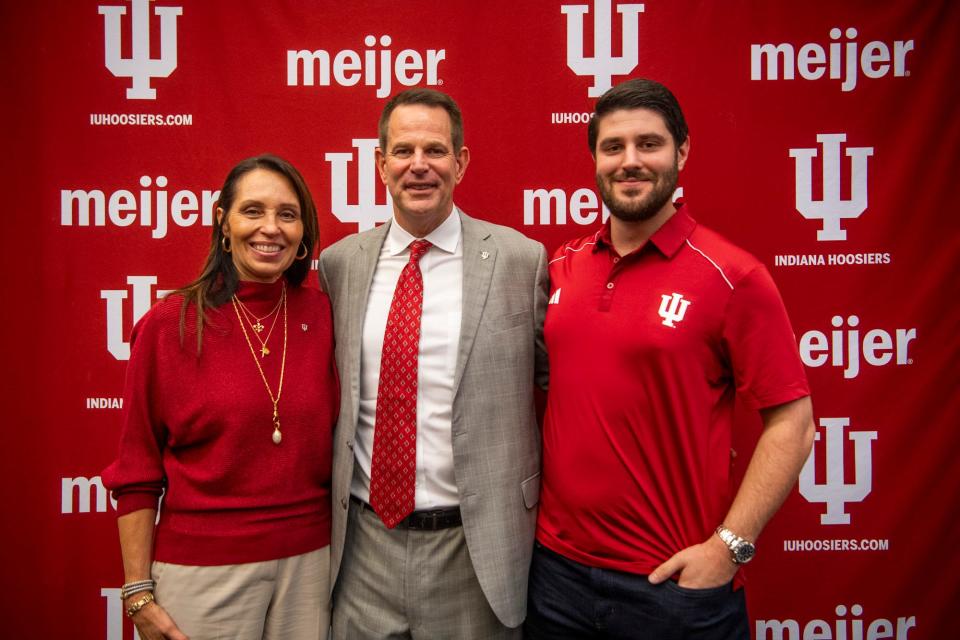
[
  {"xmin": 235, "ymin": 296, "xmax": 282, "ymax": 357},
  {"xmin": 231, "ymin": 283, "xmax": 288, "ymax": 445},
  {"xmin": 234, "ymin": 294, "xmax": 283, "ymax": 333}
]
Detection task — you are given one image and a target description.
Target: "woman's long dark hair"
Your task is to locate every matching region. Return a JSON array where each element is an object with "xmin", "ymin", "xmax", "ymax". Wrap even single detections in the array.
[{"xmin": 172, "ymin": 154, "xmax": 319, "ymax": 353}]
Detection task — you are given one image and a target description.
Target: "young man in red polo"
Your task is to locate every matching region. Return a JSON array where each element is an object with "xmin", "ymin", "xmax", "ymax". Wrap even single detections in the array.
[{"xmin": 527, "ymin": 78, "xmax": 815, "ymax": 639}]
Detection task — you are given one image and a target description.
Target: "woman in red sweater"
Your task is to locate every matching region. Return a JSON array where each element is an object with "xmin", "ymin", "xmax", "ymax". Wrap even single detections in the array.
[{"xmin": 103, "ymin": 155, "xmax": 338, "ymax": 640}]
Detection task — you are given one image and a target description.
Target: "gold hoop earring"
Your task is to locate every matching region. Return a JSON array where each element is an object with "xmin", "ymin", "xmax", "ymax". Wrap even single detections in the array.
[
  {"xmin": 296, "ymin": 242, "xmax": 309, "ymax": 260},
  {"xmin": 221, "ymin": 236, "xmax": 232, "ymax": 253}
]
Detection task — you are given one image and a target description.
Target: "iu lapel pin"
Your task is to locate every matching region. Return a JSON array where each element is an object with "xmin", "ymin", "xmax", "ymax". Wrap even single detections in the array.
[{"xmin": 480, "ymin": 251, "xmax": 490, "ymax": 260}]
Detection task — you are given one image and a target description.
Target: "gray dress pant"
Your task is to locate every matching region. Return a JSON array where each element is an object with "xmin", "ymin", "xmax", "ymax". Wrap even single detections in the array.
[{"xmin": 332, "ymin": 500, "xmax": 519, "ymax": 639}]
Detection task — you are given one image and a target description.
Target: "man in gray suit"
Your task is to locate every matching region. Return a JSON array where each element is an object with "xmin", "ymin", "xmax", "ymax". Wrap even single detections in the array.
[{"xmin": 319, "ymin": 88, "xmax": 548, "ymax": 638}]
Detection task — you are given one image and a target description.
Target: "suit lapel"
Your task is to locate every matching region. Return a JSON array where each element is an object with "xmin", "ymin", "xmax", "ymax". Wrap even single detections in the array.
[
  {"xmin": 346, "ymin": 221, "xmax": 391, "ymax": 416},
  {"xmin": 454, "ymin": 212, "xmax": 495, "ymax": 395}
]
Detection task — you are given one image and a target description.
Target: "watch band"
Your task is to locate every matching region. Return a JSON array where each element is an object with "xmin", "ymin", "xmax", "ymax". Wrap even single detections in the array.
[
  {"xmin": 125, "ymin": 592, "xmax": 155, "ymax": 618},
  {"xmin": 715, "ymin": 525, "xmax": 756, "ymax": 564}
]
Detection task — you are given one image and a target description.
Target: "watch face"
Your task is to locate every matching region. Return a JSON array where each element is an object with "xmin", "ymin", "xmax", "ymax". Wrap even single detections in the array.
[{"xmin": 734, "ymin": 542, "xmax": 756, "ymax": 564}]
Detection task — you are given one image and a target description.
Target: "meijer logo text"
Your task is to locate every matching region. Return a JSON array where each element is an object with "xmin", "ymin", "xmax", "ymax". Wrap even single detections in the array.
[
  {"xmin": 60, "ymin": 175, "xmax": 218, "ymax": 239},
  {"xmin": 798, "ymin": 315, "xmax": 915, "ymax": 379},
  {"xmin": 288, "ymin": 35, "xmax": 445, "ymax": 98},
  {"xmin": 751, "ymin": 27, "xmax": 914, "ymax": 92},
  {"xmin": 756, "ymin": 604, "xmax": 916, "ymax": 640}
]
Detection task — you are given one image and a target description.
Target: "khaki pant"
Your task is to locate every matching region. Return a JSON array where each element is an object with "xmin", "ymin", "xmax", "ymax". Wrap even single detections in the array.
[{"xmin": 152, "ymin": 546, "xmax": 330, "ymax": 640}]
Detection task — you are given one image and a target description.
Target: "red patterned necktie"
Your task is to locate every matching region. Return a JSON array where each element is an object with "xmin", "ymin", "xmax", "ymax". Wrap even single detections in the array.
[{"xmin": 369, "ymin": 239, "xmax": 432, "ymax": 528}]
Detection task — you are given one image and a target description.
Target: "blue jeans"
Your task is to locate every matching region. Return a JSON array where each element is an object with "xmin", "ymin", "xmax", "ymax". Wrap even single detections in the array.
[{"xmin": 525, "ymin": 542, "xmax": 749, "ymax": 639}]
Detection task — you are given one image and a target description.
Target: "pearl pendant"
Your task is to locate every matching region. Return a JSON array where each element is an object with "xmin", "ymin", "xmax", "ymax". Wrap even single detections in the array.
[{"xmin": 272, "ymin": 427, "xmax": 282, "ymax": 445}]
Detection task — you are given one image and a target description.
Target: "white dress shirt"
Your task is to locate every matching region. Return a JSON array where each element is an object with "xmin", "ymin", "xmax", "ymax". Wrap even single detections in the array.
[{"xmin": 352, "ymin": 209, "xmax": 463, "ymax": 508}]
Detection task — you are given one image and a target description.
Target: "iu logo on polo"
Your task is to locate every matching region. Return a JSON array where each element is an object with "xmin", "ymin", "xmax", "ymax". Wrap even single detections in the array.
[
  {"xmin": 799, "ymin": 417, "xmax": 878, "ymax": 525},
  {"xmin": 325, "ymin": 138, "xmax": 393, "ymax": 231},
  {"xmin": 789, "ymin": 133, "xmax": 874, "ymax": 241},
  {"xmin": 561, "ymin": 0, "xmax": 645, "ymax": 97},
  {"xmin": 658, "ymin": 292, "xmax": 690, "ymax": 327},
  {"xmin": 99, "ymin": 0, "xmax": 183, "ymax": 100}
]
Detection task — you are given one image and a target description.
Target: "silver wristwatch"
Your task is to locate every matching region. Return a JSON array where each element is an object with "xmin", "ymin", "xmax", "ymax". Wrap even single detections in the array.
[{"xmin": 715, "ymin": 526, "xmax": 756, "ymax": 564}]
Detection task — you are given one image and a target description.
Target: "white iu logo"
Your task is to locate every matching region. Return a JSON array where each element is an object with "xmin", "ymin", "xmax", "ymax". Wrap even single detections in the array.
[
  {"xmin": 799, "ymin": 417, "xmax": 878, "ymax": 525},
  {"xmin": 101, "ymin": 276, "xmax": 171, "ymax": 360},
  {"xmin": 789, "ymin": 133, "xmax": 874, "ymax": 241},
  {"xmin": 561, "ymin": 0, "xmax": 645, "ymax": 98},
  {"xmin": 325, "ymin": 138, "xmax": 393, "ymax": 231},
  {"xmin": 99, "ymin": 0, "xmax": 183, "ymax": 100},
  {"xmin": 658, "ymin": 292, "xmax": 690, "ymax": 328}
]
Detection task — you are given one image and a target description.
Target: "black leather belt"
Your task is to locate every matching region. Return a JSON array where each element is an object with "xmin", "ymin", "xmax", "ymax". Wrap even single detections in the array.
[{"xmin": 350, "ymin": 495, "xmax": 462, "ymax": 531}]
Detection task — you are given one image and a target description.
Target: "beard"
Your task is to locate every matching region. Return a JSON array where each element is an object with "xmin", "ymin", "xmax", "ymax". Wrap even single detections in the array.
[{"xmin": 597, "ymin": 162, "xmax": 679, "ymax": 223}]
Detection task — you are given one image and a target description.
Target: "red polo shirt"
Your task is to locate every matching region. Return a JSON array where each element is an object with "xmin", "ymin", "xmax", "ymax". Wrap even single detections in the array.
[{"xmin": 536, "ymin": 206, "xmax": 809, "ymax": 576}]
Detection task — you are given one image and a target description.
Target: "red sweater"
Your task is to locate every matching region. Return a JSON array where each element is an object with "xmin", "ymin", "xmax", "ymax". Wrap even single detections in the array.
[{"xmin": 103, "ymin": 279, "xmax": 338, "ymax": 566}]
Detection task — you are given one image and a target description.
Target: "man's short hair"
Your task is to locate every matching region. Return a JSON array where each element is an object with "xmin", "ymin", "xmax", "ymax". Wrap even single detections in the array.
[
  {"xmin": 588, "ymin": 78, "xmax": 689, "ymax": 153},
  {"xmin": 378, "ymin": 88, "xmax": 464, "ymax": 152}
]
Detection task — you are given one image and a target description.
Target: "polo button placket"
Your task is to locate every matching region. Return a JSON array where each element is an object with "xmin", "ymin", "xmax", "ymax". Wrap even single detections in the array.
[
  {"xmin": 599, "ymin": 273, "xmax": 618, "ymax": 312},
  {"xmin": 599, "ymin": 244, "xmax": 633, "ymax": 311}
]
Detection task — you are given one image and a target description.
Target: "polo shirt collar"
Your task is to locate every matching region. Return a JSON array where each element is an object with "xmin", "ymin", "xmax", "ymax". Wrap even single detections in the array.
[
  {"xmin": 385, "ymin": 206, "xmax": 462, "ymax": 256},
  {"xmin": 595, "ymin": 204, "xmax": 697, "ymax": 259}
]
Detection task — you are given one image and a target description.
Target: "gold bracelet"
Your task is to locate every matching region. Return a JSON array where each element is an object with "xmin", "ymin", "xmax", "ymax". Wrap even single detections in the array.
[{"xmin": 125, "ymin": 592, "xmax": 155, "ymax": 618}]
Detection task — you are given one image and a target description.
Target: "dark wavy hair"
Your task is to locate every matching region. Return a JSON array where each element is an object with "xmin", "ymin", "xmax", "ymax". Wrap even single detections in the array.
[
  {"xmin": 172, "ymin": 154, "xmax": 319, "ymax": 352},
  {"xmin": 587, "ymin": 78, "xmax": 689, "ymax": 153}
]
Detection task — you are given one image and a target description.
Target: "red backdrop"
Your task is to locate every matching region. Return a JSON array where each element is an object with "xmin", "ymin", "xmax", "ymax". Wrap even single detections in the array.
[{"xmin": 4, "ymin": 1, "xmax": 959, "ymax": 637}]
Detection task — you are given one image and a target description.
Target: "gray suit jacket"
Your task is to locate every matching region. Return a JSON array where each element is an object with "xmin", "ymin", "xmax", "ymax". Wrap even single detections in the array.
[{"xmin": 318, "ymin": 210, "xmax": 548, "ymax": 627}]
